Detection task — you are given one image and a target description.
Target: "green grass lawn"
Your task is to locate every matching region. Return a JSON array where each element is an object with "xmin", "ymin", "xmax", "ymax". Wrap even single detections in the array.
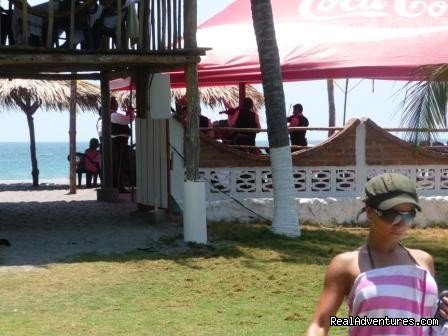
[{"xmin": 1, "ymin": 223, "xmax": 447, "ymax": 336}]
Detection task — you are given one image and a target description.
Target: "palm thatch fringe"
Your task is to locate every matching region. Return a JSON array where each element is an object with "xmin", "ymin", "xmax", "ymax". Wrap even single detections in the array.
[
  {"xmin": 0, "ymin": 79, "xmax": 100, "ymax": 112},
  {"xmin": 115, "ymin": 85, "xmax": 264, "ymax": 110}
]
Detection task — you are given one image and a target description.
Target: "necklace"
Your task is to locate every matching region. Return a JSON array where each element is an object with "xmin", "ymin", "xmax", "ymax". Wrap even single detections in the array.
[
  {"xmin": 366, "ymin": 243, "xmax": 376, "ymax": 269},
  {"xmin": 366, "ymin": 242, "xmax": 416, "ymax": 270}
]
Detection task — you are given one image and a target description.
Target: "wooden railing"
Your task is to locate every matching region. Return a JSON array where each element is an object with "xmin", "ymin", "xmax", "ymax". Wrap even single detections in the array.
[
  {"xmin": 200, "ymin": 126, "xmax": 448, "ymax": 152},
  {"xmin": 1, "ymin": 0, "xmax": 185, "ymax": 51}
]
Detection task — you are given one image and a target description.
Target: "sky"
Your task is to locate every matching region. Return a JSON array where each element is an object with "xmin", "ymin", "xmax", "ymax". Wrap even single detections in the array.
[{"xmin": 0, "ymin": 0, "xmax": 409, "ymax": 143}]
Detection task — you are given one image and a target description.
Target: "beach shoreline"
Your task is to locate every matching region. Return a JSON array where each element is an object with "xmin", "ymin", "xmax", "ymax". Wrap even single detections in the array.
[{"xmin": 0, "ymin": 179, "xmax": 70, "ymax": 192}]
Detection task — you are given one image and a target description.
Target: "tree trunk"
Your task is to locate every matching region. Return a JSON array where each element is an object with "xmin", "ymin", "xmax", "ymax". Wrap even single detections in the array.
[
  {"xmin": 250, "ymin": 0, "xmax": 299, "ymax": 237},
  {"xmin": 26, "ymin": 112, "xmax": 39, "ymax": 186},
  {"xmin": 327, "ymin": 79, "xmax": 336, "ymax": 137},
  {"xmin": 184, "ymin": 0, "xmax": 200, "ymax": 181},
  {"xmin": 69, "ymin": 79, "xmax": 77, "ymax": 194}
]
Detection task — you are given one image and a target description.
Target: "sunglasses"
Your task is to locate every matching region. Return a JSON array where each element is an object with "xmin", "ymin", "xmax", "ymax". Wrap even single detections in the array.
[{"xmin": 373, "ymin": 208, "xmax": 417, "ymax": 225}]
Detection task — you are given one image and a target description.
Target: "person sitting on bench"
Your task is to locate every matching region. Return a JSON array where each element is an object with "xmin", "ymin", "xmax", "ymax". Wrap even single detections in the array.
[{"xmin": 82, "ymin": 138, "xmax": 102, "ymax": 188}]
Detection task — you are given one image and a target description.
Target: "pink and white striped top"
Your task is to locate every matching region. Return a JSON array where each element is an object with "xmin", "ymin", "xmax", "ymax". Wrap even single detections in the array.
[{"xmin": 347, "ymin": 265, "xmax": 439, "ymax": 336}]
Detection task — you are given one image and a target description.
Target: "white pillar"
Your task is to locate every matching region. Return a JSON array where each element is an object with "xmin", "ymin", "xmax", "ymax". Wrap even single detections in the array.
[{"xmin": 183, "ymin": 181, "xmax": 207, "ymax": 244}]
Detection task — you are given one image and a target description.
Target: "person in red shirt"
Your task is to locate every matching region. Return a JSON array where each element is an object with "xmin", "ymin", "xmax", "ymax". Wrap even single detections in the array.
[
  {"xmin": 287, "ymin": 103, "xmax": 309, "ymax": 147},
  {"xmin": 83, "ymin": 138, "xmax": 101, "ymax": 187}
]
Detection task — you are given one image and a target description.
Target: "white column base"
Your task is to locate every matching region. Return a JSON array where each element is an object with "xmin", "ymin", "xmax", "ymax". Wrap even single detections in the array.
[
  {"xmin": 270, "ymin": 146, "xmax": 300, "ymax": 237},
  {"xmin": 183, "ymin": 181, "xmax": 207, "ymax": 244}
]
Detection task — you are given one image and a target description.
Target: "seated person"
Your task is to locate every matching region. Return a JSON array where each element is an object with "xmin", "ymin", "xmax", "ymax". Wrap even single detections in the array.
[
  {"xmin": 49, "ymin": 0, "xmax": 100, "ymax": 49},
  {"xmin": 12, "ymin": 7, "xmax": 44, "ymax": 46},
  {"xmin": 212, "ymin": 119, "xmax": 233, "ymax": 143},
  {"xmin": 232, "ymin": 97, "xmax": 261, "ymax": 147},
  {"xmin": 213, "ymin": 105, "xmax": 239, "ymax": 143},
  {"xmin": 175, "ymin": 99, "xmax": 214, "ymax": 138},
  {"xmin": 82, "ymin": 138, "xmax": 102, "ymax": 187},
  {"xmin": 91, "ymin": 0, "xmax": 135, "ymax": 49},
  {"xmin": 199, "ymin": 114, "xmax": 214, "ymax": 138},
  {"xmin": 287, "ymin": 103, "xmax": 309, "ymax": 147}
]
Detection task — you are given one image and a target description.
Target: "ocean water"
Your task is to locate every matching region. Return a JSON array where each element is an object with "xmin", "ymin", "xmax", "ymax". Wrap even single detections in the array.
[
  {"xmin": 0, "ymin": 142, "xmax": 88, "ymax": 181},
  {"xmin": 0, "ymin": 139, "xmax": 324, "ymax": 181}
]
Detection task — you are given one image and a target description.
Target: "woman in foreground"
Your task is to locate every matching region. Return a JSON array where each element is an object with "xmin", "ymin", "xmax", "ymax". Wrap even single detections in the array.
[{"xmin": 305, "ymin": 173, "xmax": 448, "ymax": 335}]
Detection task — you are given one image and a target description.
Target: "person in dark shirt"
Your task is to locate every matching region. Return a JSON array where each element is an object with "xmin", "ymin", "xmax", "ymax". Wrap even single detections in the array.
[
  {"xmin": 233, "ymin": 97, "xmax": 260, "ymax": 147},
  {"xmin": 199, "ymin": 114, "xmax": 215, "ymax": 138},
  {"xmin": 287, "ymin": 103, "xmax": 309, "ymax": 147},
  {"xmin": 110, "ymin": 97, "xmax": 134, "ymax": 193}
]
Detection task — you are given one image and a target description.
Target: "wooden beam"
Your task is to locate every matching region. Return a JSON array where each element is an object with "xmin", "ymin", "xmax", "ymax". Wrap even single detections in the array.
[
  {"xmin": 0, "ymin": 52, "xmax": 202, "ymax": 69},
  {"xmin": 0, "ymin": 72, "xmax": 101, "ymax": 80}
]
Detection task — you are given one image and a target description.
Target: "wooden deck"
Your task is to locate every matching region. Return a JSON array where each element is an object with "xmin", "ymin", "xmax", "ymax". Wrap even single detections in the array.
[{"xmin": 0, "ymin": 47, "xmax": 205, "ymax": 78}]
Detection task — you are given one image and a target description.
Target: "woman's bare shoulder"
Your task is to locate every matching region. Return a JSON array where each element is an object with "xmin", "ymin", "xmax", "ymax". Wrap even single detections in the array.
[
  {"xmin": 327, "ymin": 250, "xmax": 360, "ymax": 277},
  {"xmin": 332, "ymin": 250, "xmax": 359, "ymax": 264},
  {"xmin": 325, "ymin": 250, "xmax": 360, "ymax": 295},
  {"xmin": 407, "ymin": 247, "xmax": 434, "ymax": 274}
]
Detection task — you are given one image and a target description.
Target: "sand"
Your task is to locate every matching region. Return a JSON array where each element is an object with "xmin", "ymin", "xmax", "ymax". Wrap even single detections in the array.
[{"xmin": 0, "ymin": 182, "xmax": 181, "ymax": 267}]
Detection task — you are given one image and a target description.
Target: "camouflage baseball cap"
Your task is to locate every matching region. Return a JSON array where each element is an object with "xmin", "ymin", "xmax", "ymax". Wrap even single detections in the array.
[{"xmin": 362, "ymin": 173, "xmax": 421, "ymax": 211}]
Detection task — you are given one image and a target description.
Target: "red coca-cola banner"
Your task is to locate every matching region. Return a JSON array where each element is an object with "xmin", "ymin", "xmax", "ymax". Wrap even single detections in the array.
[{"xmin": 166, "ymin": 0, "xmax": 448, "ymax": 87}]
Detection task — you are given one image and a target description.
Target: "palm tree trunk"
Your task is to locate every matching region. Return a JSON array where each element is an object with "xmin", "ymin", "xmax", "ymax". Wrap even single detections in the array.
[
  {"xmin": 327, "ymin": 79, "xmax": 336, "ymax": 137},
  {"xmin": 26, "ymin": 112, "xmax": 39, "ymax": 186},
  {"xmin": 250, "ymin": 0, "xmax": 299, "ymax": 237}
]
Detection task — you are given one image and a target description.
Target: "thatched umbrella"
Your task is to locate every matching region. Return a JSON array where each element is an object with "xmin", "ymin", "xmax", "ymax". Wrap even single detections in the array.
[
  {"xmin": 115, "ymin": 84, "xmax": 265, "ymax": 111},
  {"xmin": 171, "ymin": 85, "xmax": 264, "ymax": 110},
  {"xmin": 0, "ymin": 79, "xmax": 100, "ymax": 186}
]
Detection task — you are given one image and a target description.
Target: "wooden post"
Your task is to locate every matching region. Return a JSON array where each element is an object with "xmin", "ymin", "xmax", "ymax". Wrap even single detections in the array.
[
  {"xmin": 97, "ymin": 74, "xmax": 119, "ymax": 201},
  {"xmin": 136, "ymin": 69, "xmax": 149, "ymax": 119},
  {"xmin": 70, "ymin": 0, "xmax": 75, "ymax": 48},
  {"xmin": 238, "ymin": 82, "xmax": 246, "ymax": 108},
  {"xmin": 116, "ymin": 0, "xmax": 122, "ymax": 49},
  {"xmin": 327, "ymin": 79, "xmax": 336, "ymax": 137},
  {"xmin": 138, "ymin": 0, "xmax": 145, "ymax": 48},
  {"xmin": 22, "ymin": 0, "xmax": 29, "ymax": 46},
  {"xmin": 100, "ymin": 74, "xmax": 113, "ymax": 188},
  {"xmin": 69, "ymin": 79, "xmax": 77, "ymax": 194},
  {"xmin": 46, "ymin": 0, "xmax": 54, "ymax": 48},
  {"xmin": 183, "ymin": 0, "xmax": 200, "ymax": 181}
]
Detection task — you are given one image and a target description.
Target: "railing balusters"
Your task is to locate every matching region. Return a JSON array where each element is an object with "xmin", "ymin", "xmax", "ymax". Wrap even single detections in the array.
[
  {"xmin": 8, "ymin": 0, "xmax": 187, "ymax": 51},
  {"xmin": 150, "ymin": 0, "xmax": 155, "ymax": 50},
  {"xmin": 177, "ymin": 0, "xmax": 182, "ymax": 49},
  {"xmin": 167, "ymin": 0, "xmax": 171, "ymax": 49},
  {"xmin": 161, "ymin": 0, "xmax": 166, "ymax": 50},
  {"xmin": 172, "ymin": 0, "xmax": 178, "ymax": 49},
  {"xmin": 156, "ymin": 0, "xmax": 161, "ymax": 49}
]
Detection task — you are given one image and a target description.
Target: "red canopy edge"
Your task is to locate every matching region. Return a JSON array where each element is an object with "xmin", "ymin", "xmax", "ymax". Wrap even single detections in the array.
[{"xmin": 113, "ymin": 0, "xmax": 448, "ymax": 90}]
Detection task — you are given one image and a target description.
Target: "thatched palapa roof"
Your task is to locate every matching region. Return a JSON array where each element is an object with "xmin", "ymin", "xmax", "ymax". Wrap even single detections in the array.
[
  {"xmin": 171, "ymin": 85, "xmax": 264, "ymax": 110},
  {"xmin": 0, "ymin": 79, "xmax": 100, "ymax": 112}
]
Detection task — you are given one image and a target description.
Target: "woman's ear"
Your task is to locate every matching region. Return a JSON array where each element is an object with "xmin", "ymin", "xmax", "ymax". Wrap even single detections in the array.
[{"xmin": 365, "ymin": 206, "xmax": 375, "ymax": 220}]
